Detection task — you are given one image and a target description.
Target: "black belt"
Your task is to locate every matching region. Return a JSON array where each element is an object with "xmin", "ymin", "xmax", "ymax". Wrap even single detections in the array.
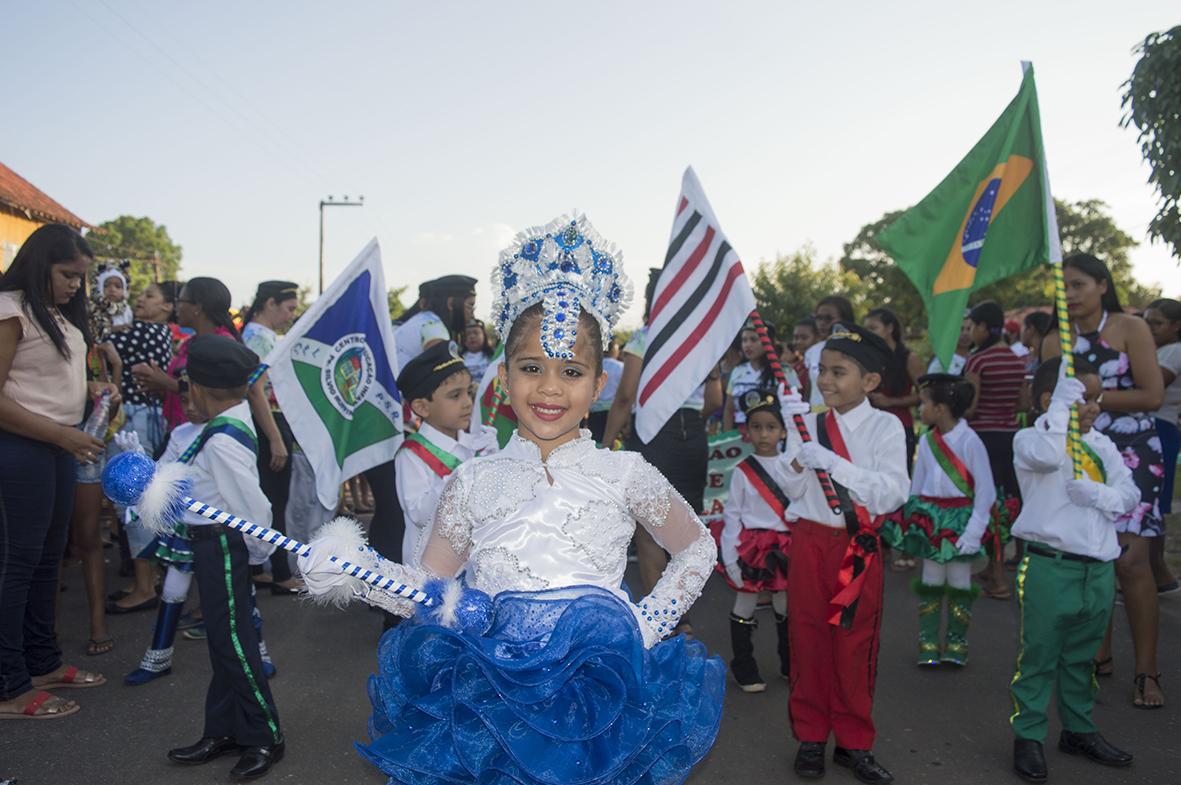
[
  {"xmin": 187, "ymin": 523, "xmax": 228, "ymax": 541},
  {"xmin": 1026, "ymin": 543, "xmax": 1103, "ymax": 564}
]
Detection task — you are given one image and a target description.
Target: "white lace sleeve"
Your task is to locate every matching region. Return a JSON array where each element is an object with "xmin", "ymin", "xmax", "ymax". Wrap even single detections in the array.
[
  {"xmin": 625, "ymin": 457, "xmax": 717, "ymax": 645},
  {"xmin": 418, "ymin": 469, "xmax": 473, "ymax": 580}
]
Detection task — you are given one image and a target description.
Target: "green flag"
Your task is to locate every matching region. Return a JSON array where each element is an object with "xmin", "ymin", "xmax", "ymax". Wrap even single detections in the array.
[{"xmin": 878, "ymin": 65, "xmax": 1056, "ymax": 366}]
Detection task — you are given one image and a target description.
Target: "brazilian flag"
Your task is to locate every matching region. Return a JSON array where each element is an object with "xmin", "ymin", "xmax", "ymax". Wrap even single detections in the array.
[{"xmin": 878, "ymin": 65, "xmax": 1056, "ymax": 366}]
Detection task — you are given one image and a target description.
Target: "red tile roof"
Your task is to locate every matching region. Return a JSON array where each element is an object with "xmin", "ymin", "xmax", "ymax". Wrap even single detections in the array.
[{"xmin": 0, "ymin": 161, "xmax": 89, "ymax": 228}]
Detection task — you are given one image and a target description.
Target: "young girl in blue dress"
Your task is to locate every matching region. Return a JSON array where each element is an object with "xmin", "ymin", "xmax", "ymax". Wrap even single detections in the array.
[{"xmin": 305, "ymin": 214, "xmax": 724, "ymax": 785}]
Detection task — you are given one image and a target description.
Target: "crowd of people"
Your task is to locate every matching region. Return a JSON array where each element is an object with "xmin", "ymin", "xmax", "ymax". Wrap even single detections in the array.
[{"xmin": 0, "ymin": 219, "xmax": 1178, "ymax": 785}]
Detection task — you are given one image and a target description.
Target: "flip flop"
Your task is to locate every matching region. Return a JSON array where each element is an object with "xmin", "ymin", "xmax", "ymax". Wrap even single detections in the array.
[
  {"xmin": 32, "ymin": 665, "xmax": 106, "ymax": 690},
  {"xmin": 1133, "ymin": 673, "xmax": 1164, "ymax": 710},
  {"xmin": 86, "ymin": 638, "xmax": 115, "ymax": 656},
  {"xmin": 0, "ymin": 690, "xmax": 79, "ymax": 721},
  {"xmin": 1093, "ymin": 656, "xmax": 1114, "ymax": 678},
  {"xmin": 105, "ymin": 596, "xmax": 157, "ymax": 614}
]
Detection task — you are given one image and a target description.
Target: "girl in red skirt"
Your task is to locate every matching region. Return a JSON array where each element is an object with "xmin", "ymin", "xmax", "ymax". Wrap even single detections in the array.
[{"xmin": 715, "ymin": 389, "xmax": 792, "ymax": 692}]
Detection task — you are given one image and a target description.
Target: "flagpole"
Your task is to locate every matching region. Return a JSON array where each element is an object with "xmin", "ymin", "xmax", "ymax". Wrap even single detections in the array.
[
  {"xmin": 749, "ymin": 310, "xmax": 844, "ymax": 515},
  {"xmin": 1022, "ymin": 61, "xmax": 1083, "ymax": 480}
]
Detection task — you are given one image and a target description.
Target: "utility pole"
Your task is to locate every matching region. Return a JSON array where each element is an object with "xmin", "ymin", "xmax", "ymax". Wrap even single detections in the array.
[{"xmin": 319, "ymin": 195, "xmax": 364, "ymax": 293}]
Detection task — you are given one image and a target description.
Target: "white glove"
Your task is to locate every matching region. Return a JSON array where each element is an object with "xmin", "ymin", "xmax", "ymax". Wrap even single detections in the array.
[
  {"xmin": 1051, "ymin": 368, "xmax": 1086, "ymax": 410},
  {"xmin": 113, "ymin": 430, "xmax": 144, "ymax": 455},
  {"xmin": 797, "ymin": 442, "xmax": 839, "ymax": 472},
  {"xmin": 725, "ymin": 562, "xmax": 744, "ymax": 589},
  {"xmin": 955, "ymin": 537, "xmax": 982, "ymax": 556},
  {"xmin": 1065, "ymin": 478, "xmax": 1103, "ymax": 508},
  {"xmin": 779, "ymin": 385, "xmax": 810, "ymax": 422}
]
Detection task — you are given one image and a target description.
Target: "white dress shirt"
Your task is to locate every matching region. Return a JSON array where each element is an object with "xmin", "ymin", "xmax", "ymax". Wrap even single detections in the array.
[
  {"xmin": 183, "ymin": 400, "xmax": 274, "ymax": 565},
  {"xmin": 774, "ymin": 398, "xmax": 909, "ymax": 528},
  {"xmin": 720, "ymin": 453, "xmax": 790, "ymax": 567},
  {"xmin": 396, "ymin": 421, "xmax": 497, "ymax": 566},
  {"xmin": 394, "ymin": 310, "xmax": 451, "ymax": 372},
  {"xmin": 1011, "ymin": 403, "xmax": 1139, "ymax": 561},
  {"xmin": 909, "ymin": 420, "xmax": 996, "ymax": 546}
]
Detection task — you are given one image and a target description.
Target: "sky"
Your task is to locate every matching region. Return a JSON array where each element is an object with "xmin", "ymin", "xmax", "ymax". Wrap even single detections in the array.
[{"xmin": 3, "ymin": 2, "xmax": 1177, "ymax": 329}]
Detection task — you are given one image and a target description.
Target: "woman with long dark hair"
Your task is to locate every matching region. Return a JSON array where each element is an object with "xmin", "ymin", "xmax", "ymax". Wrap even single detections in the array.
[
  {"xmin": 0, "ymin": 224, "xmax": 114, "ymax": 719},
  {"xmin": 241, "ymin": 281, "xmax": 301, "ymax": 593},
  {"xmin": 962, "ymin": 300, "xmax": 1026, "ymax": 599},
  {"xmin": 1043, "ymin": 254, "xmax": 1166, "ymax": 708},
  {"xmin": 864, "ymin": 307, "xmax": 924, "ymax": 471},
  {"xmin": 723, "ymin": 321, "xmax": 791, "ymax": 434}
]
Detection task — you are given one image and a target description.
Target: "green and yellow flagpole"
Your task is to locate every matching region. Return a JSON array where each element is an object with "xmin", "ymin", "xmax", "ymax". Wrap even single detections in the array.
[
  {"xmin": 1025, "ymin": 60, "xmax": 1083, "ymax": 480},
  {"xmin": 1051, "ymin": 263, "xmax": 1084, "ymax": 479}
]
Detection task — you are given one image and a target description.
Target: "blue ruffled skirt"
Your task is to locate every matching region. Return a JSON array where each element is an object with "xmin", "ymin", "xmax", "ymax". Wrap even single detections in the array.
[{"xmin": 359, "ymin": 585, "xmax": 725, "ymax": 785}]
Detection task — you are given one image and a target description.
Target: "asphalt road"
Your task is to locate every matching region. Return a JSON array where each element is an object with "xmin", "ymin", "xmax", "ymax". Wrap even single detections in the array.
[{"xmin": 2, "ymin": 548, "xmax": 1178, "ymax": 785}]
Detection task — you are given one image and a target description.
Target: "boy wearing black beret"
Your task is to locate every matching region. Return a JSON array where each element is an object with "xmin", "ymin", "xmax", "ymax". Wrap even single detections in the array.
[
  {"xmin": 395, "ymin": 341, "xmax": 497, "ymax": 566},
  {"xmin": 774, "ymin": 325, "xmax": 909, "ymax": 783},
  {"xmin": 165, "ymin": 335, "xmax": 284, "ymax": 779}
]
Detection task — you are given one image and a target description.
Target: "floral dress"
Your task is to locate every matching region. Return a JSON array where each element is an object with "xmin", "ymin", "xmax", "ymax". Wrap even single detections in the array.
[{"xmin": 1075, "ymin": 315, "xmax": 1164, "ymax": 536}]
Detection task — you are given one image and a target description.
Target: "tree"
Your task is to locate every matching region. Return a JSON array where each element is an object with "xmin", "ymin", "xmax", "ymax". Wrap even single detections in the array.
[
  {"xmin": 85, "ymin": 215, "xmax": 183, "ymax": 294},
  {"xmin": 751, "ymin": 245, "xmax": 863, "ymax": 336},
  {"xmin": 842, "ymin": 198, "xmax": 1159, "ymax": 325},
  {"xmin": 388, "ymin": 286, "xmax": 407, "ymax": 322},
  {"xmin": 1123, "ymin": 25, "xmax": 1181, "ymax": 261}
]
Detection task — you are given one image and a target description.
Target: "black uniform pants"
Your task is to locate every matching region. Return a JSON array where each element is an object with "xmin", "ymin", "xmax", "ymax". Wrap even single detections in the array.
[{"xmin": 191, "ymin": 526, "xmax": 281, "ymax": 746}]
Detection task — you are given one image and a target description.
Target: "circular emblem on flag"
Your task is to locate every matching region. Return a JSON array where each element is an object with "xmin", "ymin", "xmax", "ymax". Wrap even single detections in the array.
[{"xmin": 322, "ymin": 333, "xmax": 376, "ymax": 418}]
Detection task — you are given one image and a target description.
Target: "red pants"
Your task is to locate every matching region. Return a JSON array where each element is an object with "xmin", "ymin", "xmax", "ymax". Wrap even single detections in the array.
[{"xmin": 787, "ymin": 518, "xmax": 884, "ymax": 749}]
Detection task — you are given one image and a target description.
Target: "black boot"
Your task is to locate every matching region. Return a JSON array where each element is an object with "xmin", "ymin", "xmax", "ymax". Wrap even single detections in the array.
[
  {"xmin": 1013, "ymin": 738, "xmax": 1047, "ymax": 783},
  {"xmin": 775, "ymin": 612, "xmax": 790, "ymax": 680},
  {"xmin": 728, "ymin": 613, "xmax": 765, "ymax": 693}
]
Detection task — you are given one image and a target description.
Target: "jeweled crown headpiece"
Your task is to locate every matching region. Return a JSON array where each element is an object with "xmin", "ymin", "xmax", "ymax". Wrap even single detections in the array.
[{"xmin": 491, "ymin": 213, "xmax": 632, "ymax": 359}]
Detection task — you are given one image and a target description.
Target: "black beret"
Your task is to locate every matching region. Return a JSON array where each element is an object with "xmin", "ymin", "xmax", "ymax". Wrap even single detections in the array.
[
  {"xmin": 255, "ymin": 280, "xmax": 299, "ymax": 301},
  {"xmin": 917, "ymin": 372, "xmax": 962, "ymax": 390},
  {"xmin": 426, "ymin": 275, "xmax": 477, "ymax": 295},
  {"xmin": 739, "ymin": 387, "xmax": 784, "ymax": 427},
  {"xmin": 397, "ymin": 341, "xmax": 469, "ymax": 402},
  {"xmin": 187, "ymin": 335, "xmax": 259, "ymax": 389},
  {"xmin": 823, "ymin": 325, "xmax": 891, "ymax": 375}
]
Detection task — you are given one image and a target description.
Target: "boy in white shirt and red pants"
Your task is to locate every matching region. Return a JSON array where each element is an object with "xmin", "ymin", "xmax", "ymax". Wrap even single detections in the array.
[
  {"xmin": 1009, "ymin": 357, "xmax": 1136, "ymax": 783},
  {"xmin": 776, "ymin": 326, "xmax": 908, "ymax": 784}
]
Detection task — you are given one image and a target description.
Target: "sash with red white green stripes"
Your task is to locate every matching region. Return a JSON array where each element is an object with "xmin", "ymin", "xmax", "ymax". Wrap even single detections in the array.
[
  {"xmin": 399, "ymin": 431, "xmax": 462, "ymax": 478},
  {"xmin": 926, "ymin": 429, "xmax": 975, "ymax": 500}
]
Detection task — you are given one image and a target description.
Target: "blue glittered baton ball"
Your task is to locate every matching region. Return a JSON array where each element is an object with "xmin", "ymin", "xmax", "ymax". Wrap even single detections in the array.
[{"xmin": 102, "ymin": 451, "xmax": 158, "ymax": 506}]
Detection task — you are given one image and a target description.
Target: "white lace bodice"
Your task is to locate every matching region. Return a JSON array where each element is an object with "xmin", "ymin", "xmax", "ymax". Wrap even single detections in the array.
[{"xmin": 403, "ymin": 430, "xmax": 717, "ymax": 645}]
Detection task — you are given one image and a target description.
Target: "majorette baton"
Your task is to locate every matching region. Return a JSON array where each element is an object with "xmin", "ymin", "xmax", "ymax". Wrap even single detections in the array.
[
  {"xmin": 100, "ymin": 451, "xmax": 493, "ymax": 633},
  {"xmin": 749, "ymin": 310, "xmax": 843, "ymax": 515}
]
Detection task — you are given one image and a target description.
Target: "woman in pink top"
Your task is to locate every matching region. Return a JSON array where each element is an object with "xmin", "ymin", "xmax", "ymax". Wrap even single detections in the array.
[{"xmin": 0, "ymin": 225, "xmax": 117, "ymax": 720}]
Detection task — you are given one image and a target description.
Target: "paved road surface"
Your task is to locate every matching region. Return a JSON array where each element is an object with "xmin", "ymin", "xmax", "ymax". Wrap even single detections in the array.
[{"xmin": 3, "ymin": 549, "xmax": 1178, "ymax": 785}]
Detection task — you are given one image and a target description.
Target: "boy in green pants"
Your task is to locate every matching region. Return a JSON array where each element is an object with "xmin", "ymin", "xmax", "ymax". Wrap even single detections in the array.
[{"xmin": 1008, "ymin": 357, "xmax": 1136, "ymax": 782}]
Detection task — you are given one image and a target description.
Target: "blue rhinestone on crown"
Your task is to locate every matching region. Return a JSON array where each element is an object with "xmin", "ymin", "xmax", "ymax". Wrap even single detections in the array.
[{"xmin": 491, "ymin": 213, "xmax": 632, "ymax": 359}]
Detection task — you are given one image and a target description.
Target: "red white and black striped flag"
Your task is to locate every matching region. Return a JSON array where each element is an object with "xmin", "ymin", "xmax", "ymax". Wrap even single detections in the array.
[{"xmin": 635, "ymin": 167, "xmax": 755, "ymax": 443}]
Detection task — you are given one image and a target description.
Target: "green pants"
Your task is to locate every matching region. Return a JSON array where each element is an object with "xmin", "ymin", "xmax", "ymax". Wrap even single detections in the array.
[{"xmin": 1009, "ymin": 550, "xmax": 1114, "ymax": 741}]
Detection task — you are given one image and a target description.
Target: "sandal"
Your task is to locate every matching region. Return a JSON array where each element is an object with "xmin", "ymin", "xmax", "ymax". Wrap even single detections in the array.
[
  {"xmin": 86, "ymin": 637, "xmax": 115, "ymax": 656},
  {"xmin": 1133, "ymin": 673, "xmax": 1164, "ymax": 709},
  {"xmin": 0, "ymin": 690, "xmax": 79, "ymax": 721},
  {"xmin": 1093, "ymin": 656, "xmax": 1114, "ymax": 678},
  {"xmin": 31, "ymin": 665, "xmax": 106, "ymax": 690}
]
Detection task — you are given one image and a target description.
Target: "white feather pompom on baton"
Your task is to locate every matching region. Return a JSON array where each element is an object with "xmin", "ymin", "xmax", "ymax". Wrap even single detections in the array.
[{"xmin": 101, "ymin": 451, "xmax": 494, "ymax": 633}]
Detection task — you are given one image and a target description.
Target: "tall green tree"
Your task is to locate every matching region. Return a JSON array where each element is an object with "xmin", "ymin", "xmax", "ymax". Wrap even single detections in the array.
[
  {"xmin": 1123, "ymin": 25, "xmax": 1181, "ymax": 261},
  {"xmin": 388, "ymin": 285, "xmax": 407, "ymax": 321},
  {"xmin": 751, "ymin": 245, "xmax": 863, "ymax": 336},
  {"xmin": 85, "ymin": 215, "xmax": 183, "ymax": 294},
  {"xmin": 843, "ymin": 198, "xmax": 1160, "ymax": 326}
]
